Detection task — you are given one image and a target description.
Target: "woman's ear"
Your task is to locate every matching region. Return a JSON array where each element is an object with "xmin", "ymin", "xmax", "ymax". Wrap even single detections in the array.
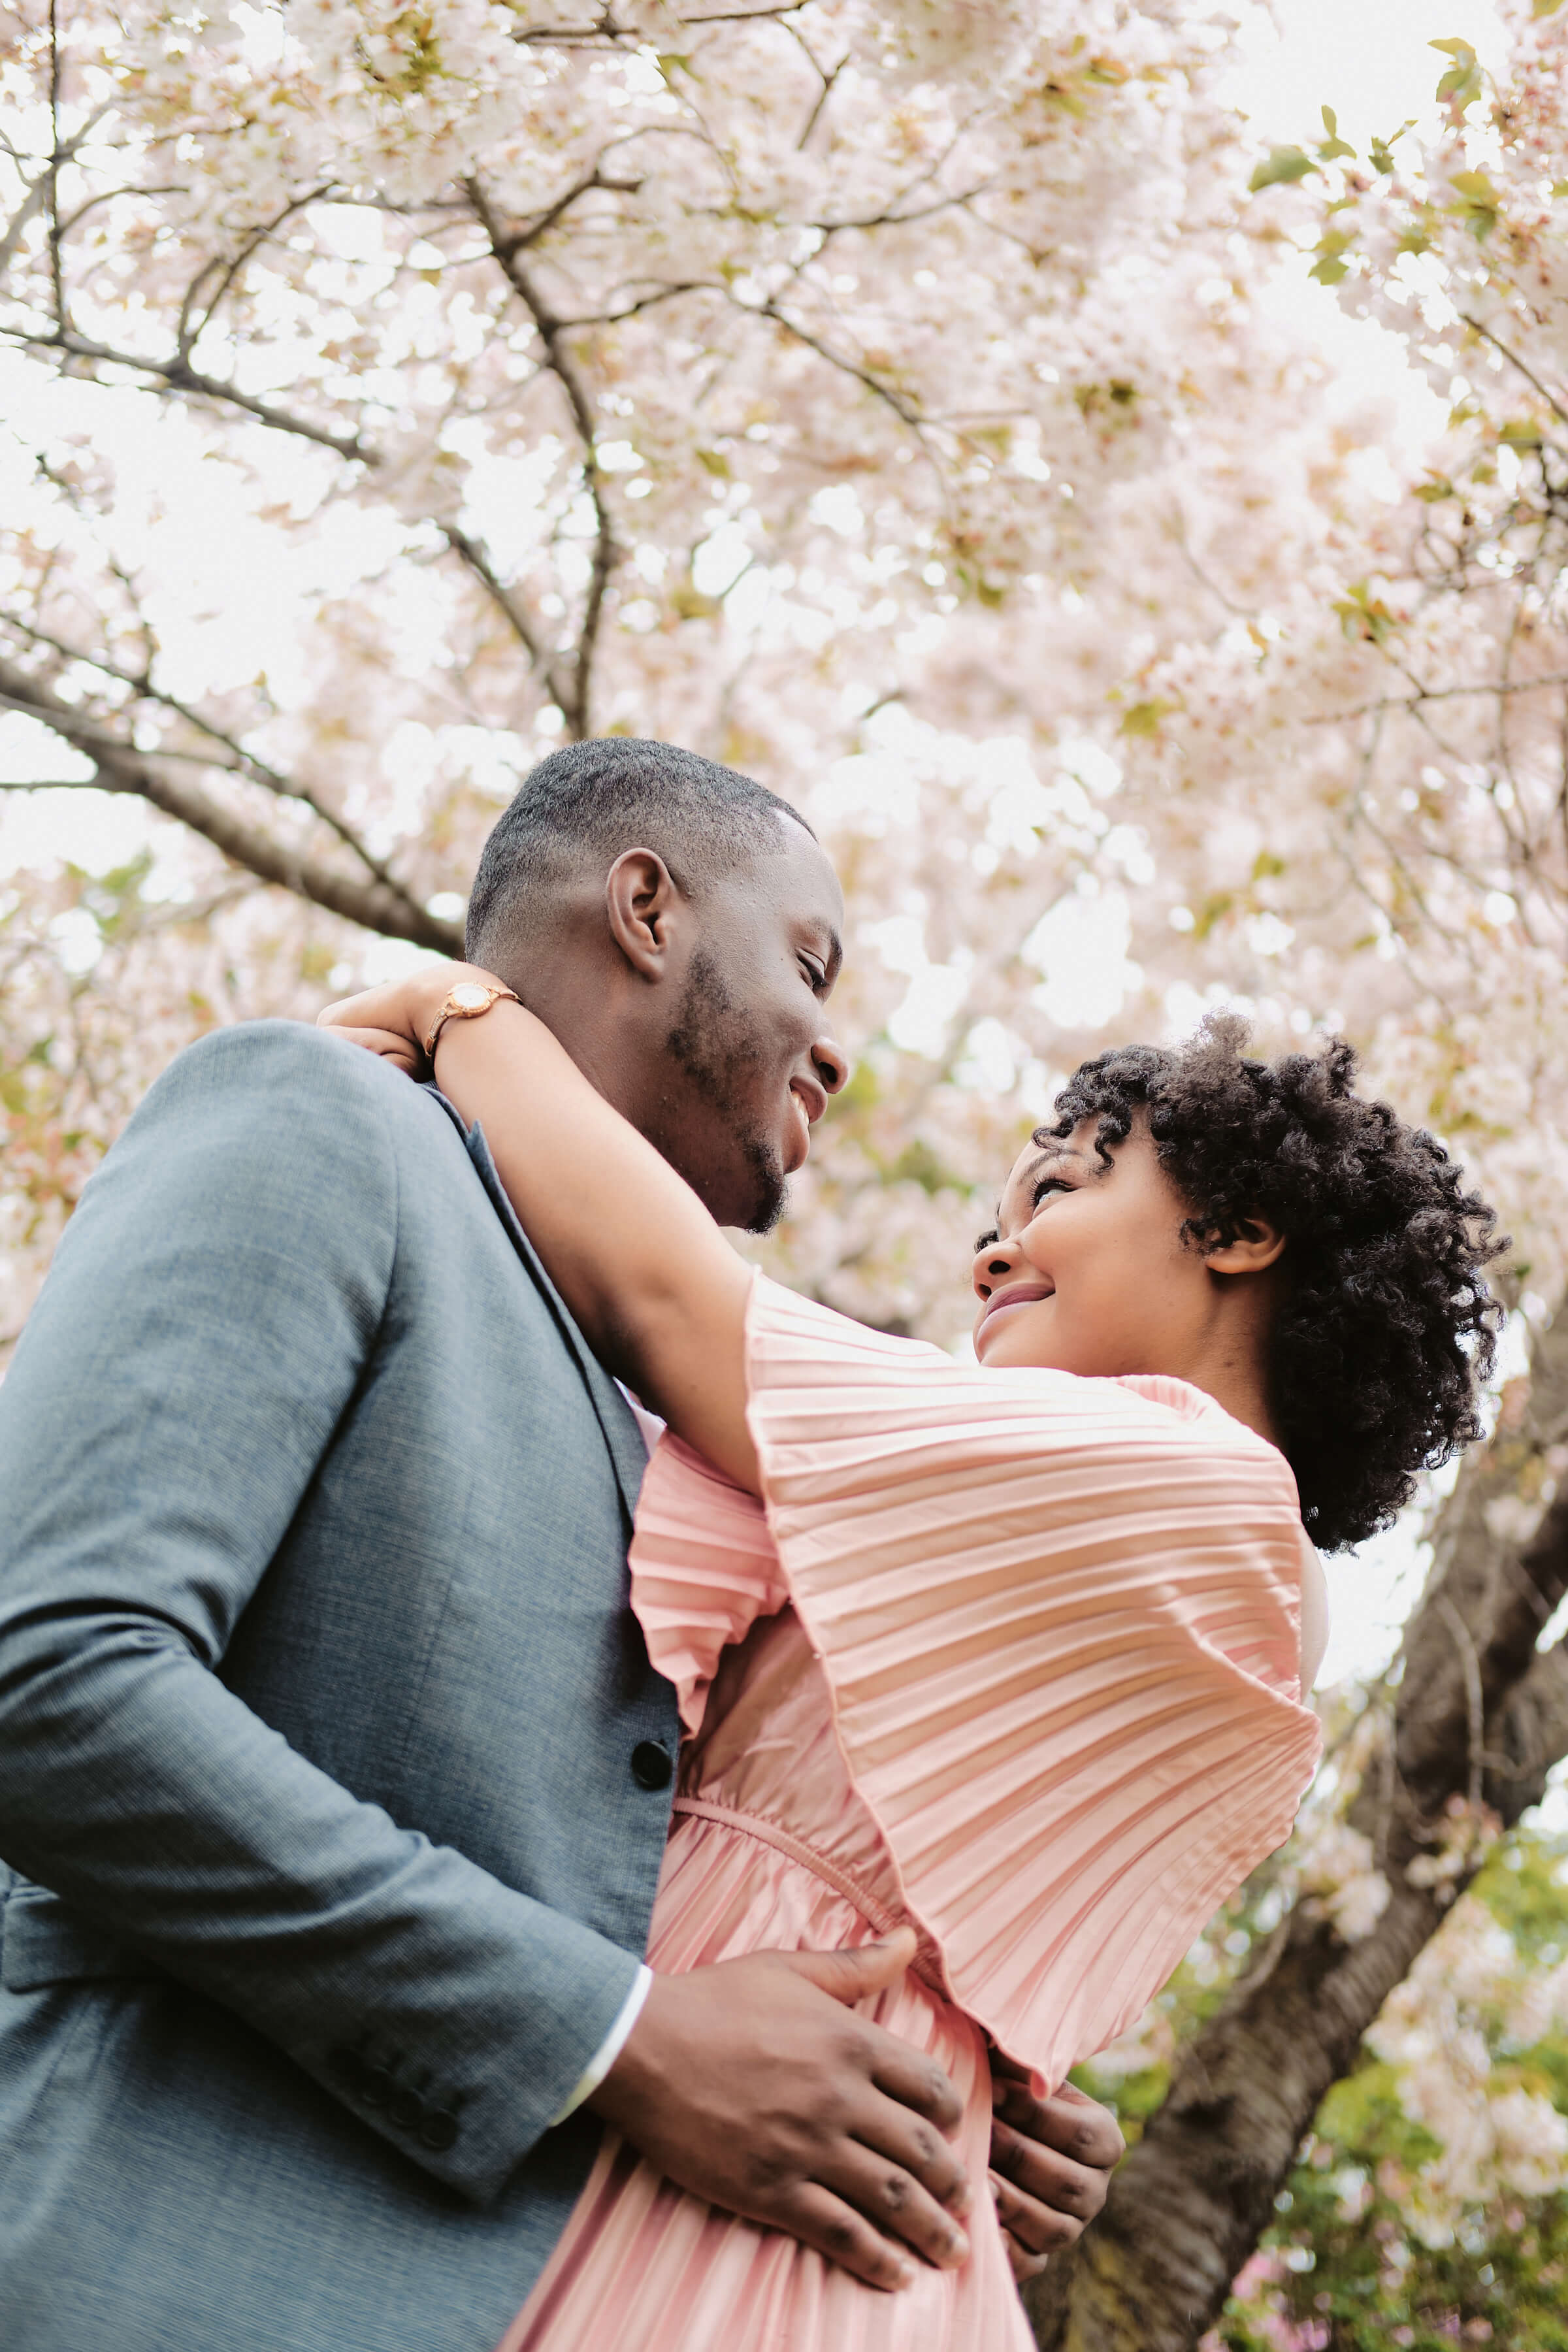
[
  {"xmin": 604, "ymin": 847, "xmax": 683, "ymax": 981},
  {"xmin": 1203, "ymin": 1215, "xmax": 1288, "ymax": 1277}
]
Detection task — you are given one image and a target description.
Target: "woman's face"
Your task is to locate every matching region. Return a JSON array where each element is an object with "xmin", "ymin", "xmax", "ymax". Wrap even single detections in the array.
[{"xmin": 972, "ymin": 1119, "xmax": 1220, "ymax": 1379}]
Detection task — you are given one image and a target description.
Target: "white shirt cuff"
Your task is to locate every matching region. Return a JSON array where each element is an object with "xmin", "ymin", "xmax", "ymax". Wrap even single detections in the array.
[{"xmin": 546, "ymin": 1963, "xmax": 654, "ymax": 2128}]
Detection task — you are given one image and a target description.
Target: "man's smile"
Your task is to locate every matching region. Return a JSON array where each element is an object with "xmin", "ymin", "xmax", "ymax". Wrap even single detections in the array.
[{"xmin": 785, "ymin": 1075, "xmax": 828, "ymax": 1170}]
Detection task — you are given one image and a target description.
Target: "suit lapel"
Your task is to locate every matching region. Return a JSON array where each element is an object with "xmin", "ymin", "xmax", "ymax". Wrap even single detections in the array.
[{"xmin": 421, "ymin": 1085, "xmax": 648, "ymax": 1527}]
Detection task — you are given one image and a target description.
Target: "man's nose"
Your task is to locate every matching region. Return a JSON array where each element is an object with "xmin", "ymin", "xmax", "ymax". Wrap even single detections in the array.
[
  {"xmin": 973, "ymin": 1239, "xmax": 1021, "ymax": 1302},
  {"xmin": 811, "ymin": 1030, "xmax": 850, "ymax": 1097}
]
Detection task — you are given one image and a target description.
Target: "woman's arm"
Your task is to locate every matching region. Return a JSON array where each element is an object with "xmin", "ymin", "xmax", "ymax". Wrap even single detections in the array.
[{"xmin": 319, "ymin": 966, "xmax": 759, "ymax": 1489}]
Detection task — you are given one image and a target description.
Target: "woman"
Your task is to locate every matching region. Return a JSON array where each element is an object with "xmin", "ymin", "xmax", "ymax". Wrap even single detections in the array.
[{"xmin": 321, "ymin": 971, "xmax": 1499, "ymax": 2352}]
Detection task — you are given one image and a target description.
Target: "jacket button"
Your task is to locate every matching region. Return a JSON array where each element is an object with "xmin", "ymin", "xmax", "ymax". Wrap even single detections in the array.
[
  {"xmin": 419, "ymin": 2110, "xmax": 459, "ymax": 2151},
  {"xmin": 389, "ymin": 2086, "xmax": 427, "ymax": 2131},
  {"xmin": 630, "ymin": 1740, "xmax": 672, "ymax": 1791},
  {"xmin": 359, "ymin": 2064, "xmax": 395, "ymax": 2110}
]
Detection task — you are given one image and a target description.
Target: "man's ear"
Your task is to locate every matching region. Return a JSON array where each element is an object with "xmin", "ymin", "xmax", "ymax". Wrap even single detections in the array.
[
  {"xmin": 1203, "ymin": 1215, "xmax": 1287, "ymax": 1277},
  {"xmin": 604, "ymin": 847, "xmax": 685, "ymax": 981}
]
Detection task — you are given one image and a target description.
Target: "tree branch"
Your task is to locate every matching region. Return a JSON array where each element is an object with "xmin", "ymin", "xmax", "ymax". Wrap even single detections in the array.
[
  {"xmin": 3, "ymin": 327, "xmax": 377, "ymax": 464},
  {"xmin": 1307, "ymin": 673, "xmax": 1568, "ymax": 725},
  {"xmin": 0, "ymin": 655, "xmax": 461, "ymax": 952},
  {"xmin": 755, "ymin": 297, "xmax": 926, "ymax": 428},
  {"xmin": 0, "ymin": 613, "xmax": 425, "ymax": 915},
  {"xmin": 439, "ymin": 524, "xmax": 576, "ymax": 714},
  {"xmin": 1460, "ymin": 312, "xmax": 1568, "ymax": 438},
  {"xmin": 465, "ymin": 174, "xmax": 619, "ymax": 738}
]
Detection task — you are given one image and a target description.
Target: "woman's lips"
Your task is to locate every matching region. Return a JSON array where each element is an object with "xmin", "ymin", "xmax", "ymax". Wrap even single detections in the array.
[{"xmin": 978, "ymin": 1281, "xmax": 1055, "ymax": 1335}]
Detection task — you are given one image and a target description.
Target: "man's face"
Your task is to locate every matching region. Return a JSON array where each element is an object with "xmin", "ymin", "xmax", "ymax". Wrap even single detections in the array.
[{"xmin": 657, "ymin": 817, "xmax": 849, "ymax": 1232}]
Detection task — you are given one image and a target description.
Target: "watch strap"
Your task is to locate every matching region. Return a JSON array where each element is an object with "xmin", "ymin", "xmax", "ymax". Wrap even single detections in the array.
[{"xmin": 423, "ymin": 981, "xmax": 520, "ymax": 1061}]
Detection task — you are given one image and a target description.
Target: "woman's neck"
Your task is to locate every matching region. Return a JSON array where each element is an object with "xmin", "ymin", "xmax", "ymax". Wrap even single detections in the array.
[{"xmin": 1177, "ymin": 1292, "xmax": 1283, "ymax": 1451}]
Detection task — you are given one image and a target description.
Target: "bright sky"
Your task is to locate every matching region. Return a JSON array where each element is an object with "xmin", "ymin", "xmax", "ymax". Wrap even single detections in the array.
[{"xmin": 0, "ymin": 0, "xmax": 1523, "ymax": 1697}]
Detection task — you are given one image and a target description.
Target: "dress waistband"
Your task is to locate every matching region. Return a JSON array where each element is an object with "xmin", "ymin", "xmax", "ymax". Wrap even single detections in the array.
[{"xmin": 670, "ymin": 1795, "xmax": 907, "ymax": 1940}]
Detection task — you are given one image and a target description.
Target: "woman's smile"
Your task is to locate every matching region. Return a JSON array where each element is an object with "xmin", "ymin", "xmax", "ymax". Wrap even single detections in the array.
[{"xmin": 975, "ymin": 1280, "xmax": 1055, "ymax": 1348}]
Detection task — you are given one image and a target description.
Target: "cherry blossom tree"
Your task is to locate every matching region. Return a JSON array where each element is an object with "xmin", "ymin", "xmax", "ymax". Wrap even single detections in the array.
[{"xmin": 5, "ymin": 3, "xmax": 1568, "ymax": 2344}]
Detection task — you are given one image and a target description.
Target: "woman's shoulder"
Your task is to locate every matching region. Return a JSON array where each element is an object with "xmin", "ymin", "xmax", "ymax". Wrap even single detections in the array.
[{"xmin": 747, "ymin": 1275, "xmax": 1296, "ymax": 1472}]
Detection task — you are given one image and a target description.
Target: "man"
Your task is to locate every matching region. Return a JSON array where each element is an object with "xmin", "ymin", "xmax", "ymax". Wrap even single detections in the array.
[{"xmin": 0, "ymin": 740, "xmax": 1119, "ymax": 2351}]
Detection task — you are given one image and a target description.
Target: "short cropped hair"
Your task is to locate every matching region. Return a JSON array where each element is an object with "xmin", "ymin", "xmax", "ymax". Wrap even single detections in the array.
[
  {"xmin": 1046, "ymin": 1016, "xmax": 1505, "ymax": 1552},
  {"xmin": 465, "ymin": 738, "xmax": 811, "ymax": 965}
]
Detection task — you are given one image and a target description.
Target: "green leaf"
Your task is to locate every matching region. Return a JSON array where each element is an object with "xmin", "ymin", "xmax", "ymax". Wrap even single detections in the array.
[
  {"xmin": 1432, "ymin": 39, "xmax": 1484, "ymax": 110},
  {"xmin": 1369, "ymin": 119, "xmax": 1414, "ymax": 173},
  {"xmin": 1318, "ymin": 105, "xmax": 1355, "ymax": 161},
  {"xmin": 1310, "ymin": 228, "xmax": 1353, "ymax": 282},
  {"xmin": 1331, "ymin": 581, "xmax": 1397, "ymax": 646},
  {"xmin": 1413, "ymin": 473, "xmax": 1456, "ymax": 501},
  {"xmin": 1249, "ymin": 145, "xmax": 1316, "ymax": 193},
  {"xmin": 1448, "ymin": 166, "xmax": 1499, "ymax": 238},
  {"xmin": 1119, "ymin": 698, "xmax": 1181, "ymax": 737},
  {"xmin": 695, "ymin": 447, "xmax": 730, "ymax": 479},
  {"xmin": 1533, "ymin": 0, "xmax": 1565, "ymax": 18},
  {"xmin": 1500, "ymin": 419, "xmax": 1544, "ymax": 447}
]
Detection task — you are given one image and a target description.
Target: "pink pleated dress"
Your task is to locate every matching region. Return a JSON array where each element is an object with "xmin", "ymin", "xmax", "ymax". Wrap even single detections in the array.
[{"xmin": 502, "ymin": 1277, "xmax": 1323, "ymax": 2352}]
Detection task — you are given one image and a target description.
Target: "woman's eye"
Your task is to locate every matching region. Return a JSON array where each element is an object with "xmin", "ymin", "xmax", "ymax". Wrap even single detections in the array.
[
  {"xmin": 1032, "ymin": 1177, "xmax": 1071, "ymax": 1206},
  {"xmin": 799, "ymin": 956, "xmax": 826, "ymax": 990}
]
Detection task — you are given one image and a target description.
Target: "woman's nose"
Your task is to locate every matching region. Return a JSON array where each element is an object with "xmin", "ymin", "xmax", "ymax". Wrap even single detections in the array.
[
  {"xmin": 972, "ymin": 1242, "xmax": 1019, "ymax": 1301},
  {"xmin": 811, "ymin": 1030, "xmax": 850, "ymax": 1096}
]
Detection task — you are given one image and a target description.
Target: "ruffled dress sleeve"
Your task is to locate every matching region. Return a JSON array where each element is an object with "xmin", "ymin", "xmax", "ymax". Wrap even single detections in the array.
[{"xmin": 633, "ymin": 1273, "xmax": 1324, "ymax": 2087}]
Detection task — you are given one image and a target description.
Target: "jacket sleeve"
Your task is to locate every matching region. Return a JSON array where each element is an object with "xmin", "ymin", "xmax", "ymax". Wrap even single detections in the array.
[{"xmin": 0, "ymin": 1021, "xmax": 644, "ymax": 2204}]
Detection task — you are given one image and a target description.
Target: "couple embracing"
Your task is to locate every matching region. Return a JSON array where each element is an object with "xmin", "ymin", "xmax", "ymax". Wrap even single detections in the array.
[{"xmin": 0, "ymin": 737, "xmax": 1499, "ymax": 2351}]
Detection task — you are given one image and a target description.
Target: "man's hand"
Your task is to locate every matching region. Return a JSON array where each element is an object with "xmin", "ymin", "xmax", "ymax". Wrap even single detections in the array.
[
  {"xmin": 987, "ymin": 2064, "xmax": 1126, "ymax": 2285},
  {"xmin": 587, "ymin": 1929, "xmax": 972, "ymax": 2292}
]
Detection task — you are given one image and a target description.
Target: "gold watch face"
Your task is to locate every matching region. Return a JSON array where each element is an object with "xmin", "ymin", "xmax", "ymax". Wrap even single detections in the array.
[{"xmin": 449, "ymin": 983, "xmax": 493, "ymax": 1013}]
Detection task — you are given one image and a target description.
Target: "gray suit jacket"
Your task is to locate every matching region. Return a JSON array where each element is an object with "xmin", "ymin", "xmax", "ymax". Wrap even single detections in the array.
[{"xmin": 0, "ymin": 1021, "xmax": 681, "ymax": 2351}]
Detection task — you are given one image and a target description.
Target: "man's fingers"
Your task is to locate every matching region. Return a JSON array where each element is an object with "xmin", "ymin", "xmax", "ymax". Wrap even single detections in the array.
[
  {"xmin": 855, "ymin": 2082, "xmax": 972, "ymax": 2216},
  {"xmin": 819, "ymin": 2138, "xmax": 971, "ymax": 2270},
  {"xmin": 778, "ymin": 1927, "xmax": 917, "ymax": 2010},
  {"xmin": 775, "ymin": 2184, "xmax": 919, "ymax": 2294},
  {"xmin": 992, "ymin": 2175, "xmax": 1053, "ymax": 2283},
  {"xmin": 993, "ymin": 2077, "xmax": 1126, "ymax": 2172},
  {"xmin": 988, "ymin": 2117, "xmax": 1101, "ymax": 2247},
  {"xmin": 866, "ymin": 2025, "xmax": 965, "ymax": 2139}
]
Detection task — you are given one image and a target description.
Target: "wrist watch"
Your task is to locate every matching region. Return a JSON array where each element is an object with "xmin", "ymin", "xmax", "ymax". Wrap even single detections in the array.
[{"xmin": 423, "ymin": 979, "xmax": 521, "ymax": 1061}]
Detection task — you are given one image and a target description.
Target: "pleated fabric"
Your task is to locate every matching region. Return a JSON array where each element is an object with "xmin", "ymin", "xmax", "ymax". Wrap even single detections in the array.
[{"xmin": 502, "ymin": 1275, "xmax": 1322, "ymax": 2352}]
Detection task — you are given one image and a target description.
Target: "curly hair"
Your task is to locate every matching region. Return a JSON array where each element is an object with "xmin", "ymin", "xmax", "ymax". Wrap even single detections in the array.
[{"xmin": 1044, "ymin": 1016, "xmax": 1506, "ymax": 1552}]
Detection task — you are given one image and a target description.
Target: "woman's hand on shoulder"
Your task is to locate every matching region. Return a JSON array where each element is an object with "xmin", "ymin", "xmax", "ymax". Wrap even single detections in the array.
[{"xmin": 316, "ymin": 961, "xmax": 498, "ymax": 1081}]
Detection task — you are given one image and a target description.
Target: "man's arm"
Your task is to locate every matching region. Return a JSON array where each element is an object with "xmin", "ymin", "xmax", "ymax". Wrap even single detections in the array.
[
  {"xmin": 0, "ymin": 1021, "xmax": 974, "ymax": 2283},
  {"xmin": 0, "ymin": 1022, "xmax": 649, "ymax": 2205}
]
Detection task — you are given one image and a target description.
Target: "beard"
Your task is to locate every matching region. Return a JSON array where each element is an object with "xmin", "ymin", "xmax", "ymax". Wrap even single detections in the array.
[{"xmin": 665, "ymin": 949, "xmax": 789, "ymax": 1235}]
